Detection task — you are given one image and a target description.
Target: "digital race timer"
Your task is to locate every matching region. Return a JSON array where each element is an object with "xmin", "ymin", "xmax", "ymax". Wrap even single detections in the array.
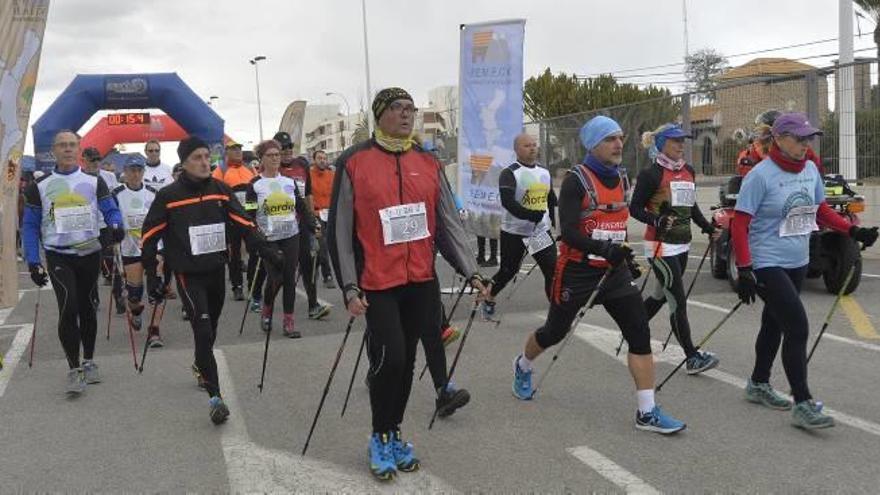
[{"xmin": 106, "ymin": 112, "xmax": 151, "ymax": 126}]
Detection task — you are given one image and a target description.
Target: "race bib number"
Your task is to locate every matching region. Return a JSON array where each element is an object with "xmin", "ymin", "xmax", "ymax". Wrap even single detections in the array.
[
  {"xmin": 294, "ymin": 179, "xmax": 307, "ymax": 197},
  {"xmin": 379, "ymin": 202, "xmax": 430, "ymax": 245},
  {"xmin": 522, "ymin": 230, "xmax": 554, "ymax": 255},
  {"xmin": 189, "ymin": 223, "xmax": 226, "ymax": 255},
  {"xmin": 234, "ymin": 191, "xmax": 247, "ymax": 205},
  {"xmin": 125, "ymin": 211, "xmax": 146, "ymax": 230},
  {"xmin": 268, "ymin": 213, "xmax": 297, "ymax": 236},
  {"xmin": 670, "ymin": 181, "xmax": 696, "ymax": 207},
  {"xmin": 318, "ymin": 209, "xmax": 329, "ymax": 222},
  {"xmin": 55, "ymin": 205, "xmax": 95, "ymax": 234},
  {"xmin": 591, "ymin": 229, "xmax": 626, "ymax": 243},
  {"xmin": 779, "ymin": 205, "xmax": 818, "ymax": 238}
]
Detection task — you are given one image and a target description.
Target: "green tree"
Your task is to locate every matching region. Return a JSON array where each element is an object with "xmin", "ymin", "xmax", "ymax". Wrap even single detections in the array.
[
  {"xmin": 351, "ymin": 111, "xmax": 370, "ymax": 145},
  {"xmin": 855, "ymin": 0, "xmax": 880, "ymax": 63},
  {"xmin": 684, "ymin": 48, "xmax": 729, "ymax": 98}
]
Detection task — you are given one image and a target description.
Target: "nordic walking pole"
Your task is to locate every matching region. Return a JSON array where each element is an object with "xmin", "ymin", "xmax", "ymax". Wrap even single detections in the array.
[
  {"xmin": 615, "ymin": 236, "xmax": 665, "ymax": 356},
  {"xmin": 661, "ymin": 241, "xmax": 712, "ymax": 351},
  {"xmin": 807, "ymin": 263, "xmax": 856, "ymax": 364},
  {"xmin": 655, "ymin": 301, "xmax": 743, "ymax": 392},
  {"xmin": 302, "ymin": 316, "xmax": 356, "ymax": 456},
  {"xmin": 257, "ymin": 276, "xmax": 283, "ymax": 392},
  {"xmin": 340, "ymin": 327, "xmax": 368, "ymax": 418},
  {"xmin": 28, "ymin": 288, "xmax": 42, "ymax": 368},
  {"xmin": 238, "ymin": 257, "xmax": 262, "ymax": 336},
  {"xmin": 419, "ymin": 278, "xmax": 468, "ymax": 381},
  {"xmin": 531, "ymin": 267, "xmax": 613, "ymax": 399},
  {"xmin": 504, "ymin": 262, "xmax": 538, "ymax": 302},
  {"xmin": 428, "ymin": 299, "xmax": 479, "ymax": 430},
  {"xmin": 137, "ymin": 302, "xmax": 161, "ymax": 374},
  {"xmin": 105, "ymin": 276, "xmax": 114, "ymax": 341},
  {"xmin": 113, "ymin": 246, "xmax": 139, "ymax": 370}
]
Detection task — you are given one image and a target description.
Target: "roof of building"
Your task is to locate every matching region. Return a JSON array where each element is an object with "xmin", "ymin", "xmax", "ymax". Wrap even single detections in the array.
[
  {"xmin": 716, "ymin": 57, "xmax": 817, "ymax": 81},
  {"xmin": 690, "ymin": 103, "xmax": 718, "ymax": 123}
]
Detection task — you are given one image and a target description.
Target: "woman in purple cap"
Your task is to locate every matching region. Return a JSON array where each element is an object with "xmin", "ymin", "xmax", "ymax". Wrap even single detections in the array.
[
  {"xmin": 630, "ymin": 123, "xmax": 720, "ymax": 375},
  {"xmin": 731, "ymin": 112, "xmax": 878, "ymax": 429}
]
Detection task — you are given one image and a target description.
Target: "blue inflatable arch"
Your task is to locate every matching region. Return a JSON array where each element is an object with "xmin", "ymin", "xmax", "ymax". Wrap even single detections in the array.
[{"xmin": 32, "ymin": 73, "xmax": 224, "ymax": 170}]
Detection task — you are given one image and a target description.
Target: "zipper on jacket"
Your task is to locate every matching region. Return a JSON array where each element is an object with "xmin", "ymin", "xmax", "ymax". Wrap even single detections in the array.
[{"xmin": 395, "ymin": 153, "xmax": 410, "ymax": 281}]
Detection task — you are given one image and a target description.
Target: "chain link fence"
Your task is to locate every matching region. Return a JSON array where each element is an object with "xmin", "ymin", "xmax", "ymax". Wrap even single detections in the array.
[{"xmin": 531, "ymin": 58, "xmax": 880, "ymax": 181}]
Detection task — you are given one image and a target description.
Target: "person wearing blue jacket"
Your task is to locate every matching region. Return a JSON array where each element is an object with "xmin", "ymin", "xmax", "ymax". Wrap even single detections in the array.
[{"xmin": 22, "ymin": 130, "xmax": 123, "ymax": 395}]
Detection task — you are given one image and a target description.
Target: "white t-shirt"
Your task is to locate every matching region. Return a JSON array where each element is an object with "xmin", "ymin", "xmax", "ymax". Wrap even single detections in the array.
[{"xmin": 143, "ymin": 162, "xmax": 174, "ymax": 191}]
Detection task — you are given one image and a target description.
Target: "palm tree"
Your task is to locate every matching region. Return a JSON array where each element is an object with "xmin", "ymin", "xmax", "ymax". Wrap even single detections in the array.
[
  {"xmin": 854, "ymin": 1, "xmax": 880, "ymax": 62},
  {"xmin": 351, "ymin": 111, "xmax": 370, "ymax": 145}
]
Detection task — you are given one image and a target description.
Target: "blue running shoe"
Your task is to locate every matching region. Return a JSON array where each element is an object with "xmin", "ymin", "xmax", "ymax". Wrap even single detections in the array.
[
  {"xmin": 391, "ymin": 430, "xmax": 420, "ymax": 472},
  {"xmin": 249, "ymin": 297, "xmax": 262, "ymax": 313},
  {"xmin": 481, "ymin": 300, "xmax": 496, "ymax": 321},
  {"xmin": 512, "ymin": 355, "xmax": 533, "ymax": 400},
  {"xmin": 635, "ymin": 406, "xmax": 686, "ymax": 434},
  {"xmin": 368, "ymin": 432, "xmax": 396, "ymax": 481},
  {"xmin": 208, "ymin": 396, "xmax": 230, "ymax": 425}
]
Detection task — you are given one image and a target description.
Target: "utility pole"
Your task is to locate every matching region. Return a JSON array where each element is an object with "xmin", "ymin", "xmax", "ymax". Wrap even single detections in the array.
[{"xmin": 839, "ymin": 0, "xmax": 857, "ymax": 180}]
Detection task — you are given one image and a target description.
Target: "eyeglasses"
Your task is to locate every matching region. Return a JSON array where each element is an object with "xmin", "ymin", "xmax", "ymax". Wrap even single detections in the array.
[
  {"xmin": 389, "ymin": 101, "xmax": 418, "ymax": 115},
  {"xmin": 146, "ymin": 149, "xmax": 160, "ymax": 153}
]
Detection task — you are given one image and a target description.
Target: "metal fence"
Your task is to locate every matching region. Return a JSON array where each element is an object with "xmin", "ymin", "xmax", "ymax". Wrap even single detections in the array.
[{"xmin": 530, "ymin": 58, "xmax": 880, "ymax": 181}]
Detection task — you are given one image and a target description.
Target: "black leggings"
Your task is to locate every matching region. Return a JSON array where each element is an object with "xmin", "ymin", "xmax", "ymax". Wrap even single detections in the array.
[
  {"xmin": 176, "ymin": 270, "xmax": 225, "ymax": 398},
  {"xmin": 298, "ymin": 232, "xmax": 318, "ymax": 307},
  {"xmin": 45, "ymin": 251, "xmax": 101, "ymax": 369},
  {"xmin": 316, "ymin": 219, "xmax": 333, "ymax": 279},
  {"xmin": 226, "ymin": 224, "xmax": 246, "ymax": 289},
  {"xmin": 477, "ymin": 236, "xmax": 497, "ymax": 260},
  {"xmin": 422, "ymin": 280, "xmax": 450, "ymax": 392},
  {"xmin": 491, "ymin": 230, "xmax": 557, "ymax": 300},
  {"xmin": 263, "ymin": 235, "xmax": 300, "ymax": 314},
  {"xmin": 752, "ymin": 266, "xmax": 812, "ymax": 403},
  {"xmin": 246, "ymin": 248, "xmax": 264, "ymax": 300},
  {"xmin": 644, "ymin": 251, "xmax": 697, "ymax": 357},
  {"xmin": 364, "ymin": 281, "xmax": 437, "ymax": 433},
  {"xmin": 535, "ymin": 262, "xmax": 652, "ymax": 355}
]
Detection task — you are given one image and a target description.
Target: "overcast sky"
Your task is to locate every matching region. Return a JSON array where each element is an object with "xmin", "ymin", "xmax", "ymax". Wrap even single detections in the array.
[{"xmin": 24, "ymin": 0, "xmax": 877, "ymax": 163}]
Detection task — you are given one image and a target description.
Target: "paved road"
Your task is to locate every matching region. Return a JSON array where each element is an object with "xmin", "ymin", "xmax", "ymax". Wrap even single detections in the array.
[{"xmin": 1, "ymin": 237, "xmax": 879, "ymax": 492}]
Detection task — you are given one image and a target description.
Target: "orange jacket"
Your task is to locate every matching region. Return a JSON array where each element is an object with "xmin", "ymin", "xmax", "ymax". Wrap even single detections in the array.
[
  {"xmin": 310, "ymin": 166, "xmax": 335, "ymax": 211},
  {"xmin": 212, "ymin": 162, "xmax": 255, "ymax": 191}
]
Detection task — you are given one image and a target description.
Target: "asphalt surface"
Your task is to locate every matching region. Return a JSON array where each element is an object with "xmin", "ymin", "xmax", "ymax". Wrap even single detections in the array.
[{"xmin": 2, "ymin": 227, "xmax": 879, "ymax": 492}]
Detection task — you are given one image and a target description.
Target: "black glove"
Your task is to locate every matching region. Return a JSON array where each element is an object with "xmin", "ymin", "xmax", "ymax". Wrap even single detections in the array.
[
  {"xmin": 625, "ymin": 256, "xmax": 643, "ymax": 280},
  {"xmin": 109, "ymin": 224, "xmax": 126, "ymax": 244},
  {"xmin": 701, "ymin": 224, "xmax": 717, "ymax": 236},
  {"xmin": 654, "ymin": 213, "xmax": 676, "ymax": 237},
  {"xmin": 527, "ymin": 210, "xmax": 545, "ymax": 223},
  {"xmin": 604, "ymin": 243, "xmax": 633, "ymax": 267},
  {"xmin": 736, "ymin": 266, "xmax": 758, "ymax": 305},
  {"xmin": 146, "ymin": 272, "xmax": 166, "ymax": 304},
  {"xmin": 259, "ymin": 245, "xmax": 284, "ymax": 271},
  {"xmin": 850, "ymin": 226, "xmax": 879, "ymax": 248},
  {"xmin": 29, "ymin": 263, "xmax": 48, "ymax": 287}
]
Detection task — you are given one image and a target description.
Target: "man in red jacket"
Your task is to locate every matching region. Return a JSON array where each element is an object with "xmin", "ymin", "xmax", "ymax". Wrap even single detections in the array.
[{"xmin": 328, "ymin": 87, "xmax": 488, "ymax": 481}]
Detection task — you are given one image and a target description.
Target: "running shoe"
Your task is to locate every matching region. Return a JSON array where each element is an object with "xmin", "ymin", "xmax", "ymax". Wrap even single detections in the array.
[
  {"xmin": 792, "ymin": 399, "xmax": 835, "ymax": 429},
  {"xmin": 130, "ymin": 313, "xmax": 142, "ymax": 331},
  {"xmin": 685, "ymin": 351, "xmax": 719, "ymax": 375},
  {"xmin": 323, "ymin": 277, "xmax": 336, "ymax": 289},
  {"xmin": 208, "ymin": 396, "xmax": 230, "ymax": 424},
  {"xmin": 368, "ymin": 432, "xmax": 396, "ymax": 481},
  {"xmin": 250, "ymin": 297, "xmax": 262, "ymax": 313},
  {"xmin": 390, "ymin": 430, "xmax": 420, "ymax": 472},
  {"xmin": 66, "ymin": 368, "xmax": 86, "ymax": 395},
  {"xmin": 512, "ymin": 354, "xmax": 533, "ymax": 400},
  {"xmin": 82, "ymin": 361, "xmax": 101, "ymax": 384},
  {"xmin": 441, "ymin": 325, "xmax": 460, "ymax": 347},
  {"xmin": 283, "ymin": 313, "xmax": 301, "ymax": 339},
  {"xmin": 745, "ymin": 379, "xmax": 793, "ymax": 410},
  {"xmin": 261, "ymin": 305, "xmax": 273, "ymax": 332},
  {"xmin": 481, "ymin": 300, "xmax": 496, "ymax": 321},
  {"xmin": 479, "ymin": 258, "xmax": 498, "ymax": 268},
  {"xmin": 192, "ymin": 363, "xmax": 207, "ymax": 389},
  {"xmin": 232, "ymin": 286, "xmax": 244, "ymax": 301},
  {"xmin": 635, "ymin": 406, "xmax": 686, "ymax": 434},
  {"xmin": 436, "ymin": 382, "xmax": 470, "ymax": 418},
  {"xmin": 148, "ymin": 327, "xmax": 164, "ymax": 348},
  {"xmin": 308, "ymin": 304, "xmax": 331, "ymax": 320}
]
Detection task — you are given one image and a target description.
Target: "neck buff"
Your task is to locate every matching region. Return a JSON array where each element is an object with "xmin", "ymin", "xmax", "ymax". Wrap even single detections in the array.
[
  {"xmin": 768, "ymin": 142, "xmax": 806, "ymax": 173},
  {"xmin": 583, "ymin": 153, "xmax": 621, "ymax": 179},
  {"xmin": 656, "ymin": 152, "xmax": 685, "ymax": 171},
  {"xmin": 374, "ymin": 127, "xmax": 415, "ymax": 153}
]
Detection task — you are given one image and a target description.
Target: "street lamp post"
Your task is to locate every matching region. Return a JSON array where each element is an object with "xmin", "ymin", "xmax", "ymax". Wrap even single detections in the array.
[
  {"xmin": 250, "ymin": 55, "xmax": 267, "ymax": 140},
  {"xmin": 361, "ymin": 0, "xmax": 373, "ymax": 135},
  {"xmin": 325, "ymin": 92, "xmax": 351, "ymax": 116}
]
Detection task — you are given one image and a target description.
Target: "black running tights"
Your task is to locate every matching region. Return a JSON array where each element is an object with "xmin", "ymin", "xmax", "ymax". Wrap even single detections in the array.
[
  {"xmin": 46, "ymin": 251, "xmax": 101, "ymax": 369},
  {"xmin": 176, "ymin": 270, "xmax": 225, "ymax": 398}
]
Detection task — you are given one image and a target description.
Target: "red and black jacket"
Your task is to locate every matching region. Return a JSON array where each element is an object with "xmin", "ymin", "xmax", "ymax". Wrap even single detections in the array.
[{"xmin": 141, "ymin": 172, "xmax": 265, "ymax": 275}]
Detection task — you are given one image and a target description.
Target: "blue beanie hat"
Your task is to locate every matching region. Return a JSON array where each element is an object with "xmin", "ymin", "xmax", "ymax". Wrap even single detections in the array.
[{"xmin": 579, "ymin": 116, "xmax": 623, "ymax": 151}]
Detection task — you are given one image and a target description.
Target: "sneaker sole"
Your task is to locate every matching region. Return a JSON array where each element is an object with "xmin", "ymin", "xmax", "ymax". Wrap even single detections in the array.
[
  {"xmin": 149, "ymin": 341, "xmax": 164, "ymax": 348},
  {"xmin": 635, "ymin": 422, "xmax": 687, "ymax": 435},
  {"xmin": 85, "ymin": 376, "xmax": 101, "ymax": 384},
  {"xmin": 686, "ymin": 358, "xmax": 720, "ymax": 375},
  {"xmin": 284, "ymin": 331, "xmax": 302, "ymax": 339},
  {"xmin": 210, "ymin": 404, "xmax": 230, "ymax": 424},
  {"xmin": 745, "ymin": 392, "xmax": 793, "ymax": 411},
  {"xmin": 309, "ymin": 307, "xmax": 331, "ymax": 320},
  {"xmin": 370, "ymin": 468, "xmax": 396, "ymax": 481},
  {"xmin": 792, "ymin": 416, "xmax": 835, "ymax": 430},
  {"xmin": 397, "ymin": 460, "xmax": 420, "ymax": 473},
  {"xmin": 438, "ymin": 391, "xmax": 470, "ymax": 418}
]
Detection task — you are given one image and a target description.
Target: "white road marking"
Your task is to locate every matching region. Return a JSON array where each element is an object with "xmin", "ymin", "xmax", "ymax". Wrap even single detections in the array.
[
  {"xmin": 0, "ymin": 291, "xmax": 31, "ymax": 399},
  {"xmin": 295, "ymin": 288, "xmax": 333, "ymax": 309},
  {"xmin": 862, "ymin": 273, "xmax": 880, "ymax": 279},
  {"xmin": 567, "ymin": 446, "xmax": 661, "ymax": 495},
  {"xmin": 535, "ymin": 312, "xmax": 880, "ymax": 439},
  {"xmin": 215, "ymin": 351, "xmax": 454, "ymax": 493}
]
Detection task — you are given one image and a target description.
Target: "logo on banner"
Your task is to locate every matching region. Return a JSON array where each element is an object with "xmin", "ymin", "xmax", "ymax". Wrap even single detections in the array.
[
  {"xmin": 12, "ymin": 0, "xmax": 49, "ymax": 21},
  {"xmin": 105, "ymin": 76, "xmax": 149, "ymax": 102}
]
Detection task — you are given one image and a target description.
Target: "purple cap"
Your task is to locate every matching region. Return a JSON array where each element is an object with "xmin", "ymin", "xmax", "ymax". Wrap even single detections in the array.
[{"xmin": 771, "ymin": 112, "xmax": 822, "ymax": 138}]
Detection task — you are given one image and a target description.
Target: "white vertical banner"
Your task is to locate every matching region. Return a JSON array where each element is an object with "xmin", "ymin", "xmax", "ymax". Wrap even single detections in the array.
[
  {"xmin": 457, "ymin": 19, "xmax": 525, "ymax": 239},
  {"xmin": 0, "ymin": 0, "xmax": 51, "ymax": 308}
]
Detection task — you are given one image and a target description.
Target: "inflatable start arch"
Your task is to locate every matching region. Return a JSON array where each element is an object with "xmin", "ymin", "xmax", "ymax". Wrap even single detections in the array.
[{"xmin": 32, "ymin": 73, "xmax": 224, "ymax": 170}]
